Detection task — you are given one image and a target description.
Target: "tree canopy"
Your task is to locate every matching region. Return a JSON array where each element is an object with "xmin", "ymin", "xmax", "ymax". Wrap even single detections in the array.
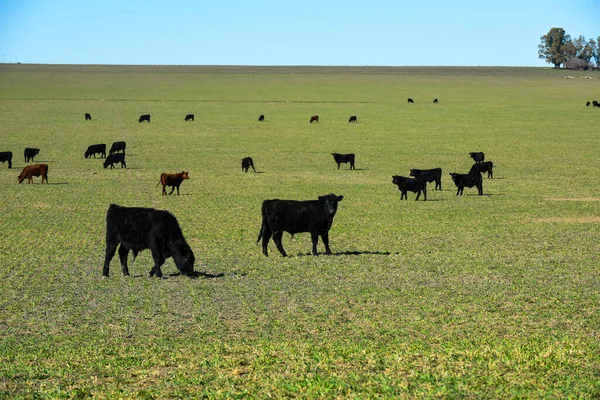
[{"xmin": 539, "ymin": 28, "xmax": 599, "ymax": 70}]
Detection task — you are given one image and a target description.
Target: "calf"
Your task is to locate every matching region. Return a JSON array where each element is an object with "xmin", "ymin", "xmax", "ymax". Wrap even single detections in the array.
[
  {"xmin": 407, "ymin": 98, "xmax": 414, "ymax": 104},
  {"xmin": 104, "ymin": 153, "xmax": 126, "ymax": 169},
  {"xmin": 348, "ymin": 115, "xmax": 357, "ymax": 123},
  {"xmin": 85, "ymin": 144, "xmax": 106, "ymax": 159},
  {"xmin": 310, "ymin": 115, "xmax": 319, "ymax": 123},
  {"xmin": 392, "ymin": 175, "xmax": 427, "ymax": 201},
  {"xmin": 449, "ymin": 172, "xmax": 483, "ymax": 195},
  {"xmin": 158, "ymin": 171, "xmax": 189, "ymax": 195},
  {"xmin": 410, "ymin": 168, "xmax": 442, "ymax": 190},
  {"xmin": 85, "ymin": 113, "xmax": 92, "ymax": 121},
  {"xmin": 242, "ymin": 157, "xmax": 256, "ymax": 173},
  {"xmin": 24, "ymin": 148, "xmax": 40, "ymax": 163},
  {"xmin": 469, "ymin": 161, "xmax": 494, "ymax": 178},
  {"xmin": 331, "ymin": 153, "xmax": 355, "ymax": 170},
  {"xmin": 0, "ymin": 151, "xmax": 12, "ymax": 168},
  {"xmin": 258, "ymin": 114, "xmax": 265, "ymax": 122},
  {"xmin": 469, "ymin": 152, "xmax": 485, "ymax": 163},
  {"xmin": 18, "ymin": 164, "xmax": 48, "ymax": 184},
  {"xmin": 109, "ymin": 141, "xmax": 126, "ymax": 155},
  {"xmin": 139, "ymin": 114, "xmax": 151, "ymax": 123},
  {"xmin": 185, "ymin": 114, "xmax": 194, "ymax": 121},
  {"xmin": 257, "ymin": 194, "xmax": 344, "ymax": 257},
  {"xmin": 103, "ymin": 204, "xmax": 195, "ymax": 278}
]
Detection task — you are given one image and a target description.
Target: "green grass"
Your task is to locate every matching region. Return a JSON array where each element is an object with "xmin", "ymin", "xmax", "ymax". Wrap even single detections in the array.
[{"xmin": 0, "ymin": 64, "xmax": 599, "ymax": 398}]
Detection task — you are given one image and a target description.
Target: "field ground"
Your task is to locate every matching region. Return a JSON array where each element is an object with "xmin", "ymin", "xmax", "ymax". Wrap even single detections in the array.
[{"xmin": 0, "ymin": 64, "xmax": 599, "ymax": 398}]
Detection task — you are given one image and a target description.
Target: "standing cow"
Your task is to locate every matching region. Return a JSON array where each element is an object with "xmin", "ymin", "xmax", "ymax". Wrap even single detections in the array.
[
  {"xmin": 348, "ymin": 116, "xmax": 357, "ymax": 123},
  {"xmin": 157, "ymin": 171, "xmax": 189, "ymax": 195},
  {"xmin": 104, "ymin": 153, "xmax": 126, "ymax": 169},
  {"xmin": 392, "ymin": 175, "xmax": 427, "ymax": 201},
  {"xmin": 469, "ymin": 152, "xmax": 485, "ymax": 163},
  {"xmin": 85, "ymin": 144, "xmax": 106, "ymax": 159},
  {"xmin": 241, "ymin": 157, "xmax": 256, "ymax": 173},
  {"xmin": 85, "ymin": 113, "xmax": 92, "ymax": 121},
  {"xmin": 0, "ymin": 151, "xmax": 12, "ymax": 168},
  {"xmin": 409, "ymin": 168, "xmax": 442, "ymax": 190},
  {"xmin": 24, "ymin": 148, "xmax": 40, "ymax": 162},
  {"xmin": 258, "ymin": 114, "xmax": 265, "ymax": 122},
  {"xmin": 331, "ymin": 153, "xmax": 355, "ymax": 170},
  {"xmin": 18, "ymin": 164, "xmax": 48, "ymax": 184},
  {"xmin": 469, "ymin": 161, "xmax": 494, "ymax": 179},
  {"xmin": 449, "ymin": 172, "xmax": 483, "ymax": 195},
  {"xmin": 310, "ymin": 115, "xmax": 319, "ymax": 123},
  {"xmin": 185, "ymin": 114, "xmax": 194, "ymax": 121},
  {"xmin": 109, "ymin": 141, "xmax": 126, "ymax": 155},
  {"xmin": 407, "ymin": 98, "xmax": 414, "ymax": 104},
  {"xmin": 139, "ymin": 114, "xmax": 151, "ymax": 123}
]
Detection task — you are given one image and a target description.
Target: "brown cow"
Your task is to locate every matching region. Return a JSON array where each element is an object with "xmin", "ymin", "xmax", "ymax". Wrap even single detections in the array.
[
  {"xmin": 157, "ymin": 171, "xmax": 189, "ymax": 195},
  {"xmin": 18, "ymin": 164, "xmax": 48, "ymax": 184},
  {"xmin": 310, "ymin": 115, "xmax": 319, "ymax": 123}
]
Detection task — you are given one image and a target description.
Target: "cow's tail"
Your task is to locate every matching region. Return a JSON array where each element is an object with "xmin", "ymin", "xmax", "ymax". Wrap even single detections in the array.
[{"xmin": 256, "ymin": 202, "xmax": 267, "ymax": 244}]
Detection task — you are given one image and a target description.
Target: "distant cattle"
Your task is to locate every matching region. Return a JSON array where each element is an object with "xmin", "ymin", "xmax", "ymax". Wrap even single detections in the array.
[
  {"xmin": 85, "ymin": 113, "xmax": 92, "ymax": 121},
  {"xmin": 586, "ymin": 101, "xmax": 591, "ymax": 106},
  {"xmin": 258, "ymin": 114, "xmax": 265, "ymax": 122},
  {"xmin": 348, "ymin": 115, "xmax": 357, "ymax": 123},
  {"xmin": 185, "ymin": 114, "xmax": 194, "ymax": 121},
  {"xmin": 392, "ymin": 175, "xmax": 427, "ymax": 201},
  {"xmin": 408, "ymin": 98, "xmax": 414, "ymax": 104},
  {"xmin": 469, "ymin": 152, "xmax": 485, "ymax": 163},
  {"xmin": 257, "ymin": 194, "xmax": 344, "ymax": 257},
  {"xmin": 331, "ymin": 153, "xmax": 355, "ymax": 170},
  {"xmin": 24, "ymin": 148, "xmax": 40, "ymax": 163},
  {"xmin": 104, "ymin": 153, "xmax": 126, "ymax": 169},
  {"xmin": 0, "ymin": 151, "xmax": 12, "ymax": 168},
  {"xmin": 158, "ymin": 171, "xmax": 189, "ymax": 195},
  {"xmin": 85, "ymin": 144, "xmax": 106, "ymax": 159},
  {"xmin": 109, "ymin": 141, "xmax": 126, "ymax": 155},
  {"xmin": 433, "ymin": 99, "xmax": 438, "ymax": 104},
  {"xmin": 18, "ymin": 164, "xmax": 48, "ymax": 184},
  {"xmin": 310, "ymin": 115, "xmax": 319, "ymax": 123},
  {"xmin": 469, "ymin": 161, "xmax": 494, "ymax": 178},
  {"xmin": 449, "ymin": 172, "xmax": 483, "ymax": 196},
  {"xmin": 102, "ymin": 204, "xmax": 195, "ymax": 278},
  {"xmin": 241, "ymin": 157, "xmax": 256, "ymax": 173},
  {"xmin": 410, "ymin": 168, "xmax": 442, "ymax": 190},
  {"xmin": 593, "ymin": 101, "xmax": 600, "ymax": 108},
  {"xmin": 139, "ymin": 114, "xmax": 151, "ymax": 123}
]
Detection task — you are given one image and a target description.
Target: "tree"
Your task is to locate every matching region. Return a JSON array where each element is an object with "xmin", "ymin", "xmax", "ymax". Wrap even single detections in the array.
[{"xmin": 538, "ymin": 28, "xmax": 570, "ymax": 68}]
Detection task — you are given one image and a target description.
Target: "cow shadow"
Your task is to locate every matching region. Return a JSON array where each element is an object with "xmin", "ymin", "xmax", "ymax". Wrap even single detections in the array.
[
  {"xmin": 47, "ymin": 182, "xmax": 69, "ymax": 185},
  {"xmin": 168, "ymin": 271, "xmax": 225, "ymax": 279},
  {"xmin": 297, "ymin": 250, "xmax": 399, "ymax": 257}
]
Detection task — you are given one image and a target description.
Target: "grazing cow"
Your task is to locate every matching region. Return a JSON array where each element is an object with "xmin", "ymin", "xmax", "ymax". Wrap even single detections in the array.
[
  {"xmin": 103, "ymin": 153, "xmax": 126, "ymax": 169},
  {"xmin": 348, "ymin": 115, "xmax": 357, "ymax": 123},
  {"xmin": 84, "ymin": 144, "xmax": 106, "ymax": 159},
  {"xmin": 139, "ymin": 114, "xmax": 151, "ymax": 123},
  {"xmin": 24, "ymin": 148, "xmax": 40, "ymax": 163},
  {"xmin": 109, "ymin": 141, "xmax": 126, "ymax": 155},
  {"xmin": 85, "ymin": 113, "xmax": 92, "ymax": 121},
  {"xmin": 469, "ymin": 152, "xmax": 485, "ymax": 163},
  {"xmin": 18, "ymin": 164, "xmax": 48, "ymax": 184},
  {"xmin": 586, "ymin": 101, "xmax": 591, "ymax": 106},
  {"xmin": 185, "ymin": 114, "xmax": 194, "ymax": 121},
  {"xmin": 593, "ymin": 101, "xmax": 600, "ymax": 108},
  {"xmin": 469, "ymin": 161, "xmax": 494, "ymax": 178},
  {"xmin": 102, "ymin": 204, "xmax": 195, "ymax": 278},
  {"xmin": 257, "ymin": 194, "xmax": 344, "ymax": 257},
  {"xmin": 449, "ymin": 172, "xmax": 483, "ymax": 196},
  {"xmin": 409, "ymin": 168, "xmax": 442, "ymax": 190},
  {"xmin": 310, "ymin": 115, "xmax": 319, "ymax": 123},
  {"xmin": 157, "ymin": 171, "xmax": 189, "ymax": 195},
  {"xmin": 408, "ymin": 98, "xmax": 414, "ymax": 103},
  {"xmin": 241, "ymin": 157, "xmax": 256, "ymax": 173},
  {"xmin": 433, "ymin": 98, "xmax": 438, "ymax": 104},
  {"xmin": 331, "ymin": 153, "xmax": 355, "ymax": 170},
  {"xmin": 0, "ymin": 151, "xmax": 12, "ymax": 168},
  {"xmin": 258, "ymin": 114, "xmax": 265, "ymax": 122},
  {"xmin": 392, "ymin": 175, "xmax": 427, "ymax": 201}
]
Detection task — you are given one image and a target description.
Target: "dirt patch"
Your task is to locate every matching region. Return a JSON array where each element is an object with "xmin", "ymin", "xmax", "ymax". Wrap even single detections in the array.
[
  {"xmin": 532, "ymin": 216, "xmax": 600, "ymax": 223},
  {"xmin": 547, "ymin": 197, "xmax": 600, "ymax": 202}
]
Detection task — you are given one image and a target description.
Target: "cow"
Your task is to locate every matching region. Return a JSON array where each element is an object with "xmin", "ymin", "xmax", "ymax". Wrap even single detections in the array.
[
  {"xmin": 586, "ymin": 101, "xmax": 591, "ymax": 106},
  {"xmin": 469, "ymin": 161, "xmax": 494, "ymax": 179},
  {"xmin": 593, "ymin": 101, "xmax": 600, "ymax": 108},
  {"xmin": 109, "ymin": 141, "xmax": 126, "ymax": 155},
  {"xmin": 433, "ymin": 99, "xmax": 438, "ymax": 104},
  {"xmin": 85, "ymin": 144, "xmax": 106, "ymax": 159},
  {"xmin": 409, "ymin": 168, "xmax": 442, "ymax": 190},
  {"xmin": 18, "ymin": 164, "xmax": 48, "ymax": 184},
  {"xmin": 331, "ymin": 153, "xmax": 355, "ymax": 170},
  {"xmin": 310, "ymin": 115, "xmax": 319, "ymax": 123},
  {"xmin": 408, "ymin": 98, "xmax": 414, "ymax": 104},
  {"xmin": 257, "ymin": 194, "xmax": 344, "ymax": 257},
  {"xmin": 139, "ymin": 114, "xmax": 151, "ymax": 123},
  {"xmin": 85, "ymin": 113, "xmax": 92, "ymax": 121},
  {"xmin": 157, "ymin": 171, "xmax": 189, "ymax": 195},
  {"xmin": 102, "ymin": 204, "xmax": 195, "ymax": 278},
  {"xmin": 258, "ymin": 114, "xmax": 265, "ymax": 122},
  {"xmin": 0, "ymin": 151, "xmax": 12, "ymax": 168},
  {"xmin": 24, "ymin": 148, "xmax": 40, "ymax": 163},
  {"xmin": 242, "ymin": 157, "xmax": 256, "ymax": 173},
  {"xmin": 185, "ymin": 114, "xmax": 194, "ymax": 121},
  {"xmin": 392, "ymin": 175, "xmax": 427, "ymax": 201},
  {"xmin": 449, "ymin": 172, "xmax": 483, "ymax": 196},
  {"xmin": 103, "ymin": 153, "xmax": 126, "ymax": 169},
  {"xmin": 469, "ymin": 152, "xmax": 485, "ymax": 163},
  {"xmin": 348, "ymin": 115, "xmax": 357, "ymax": 123}
]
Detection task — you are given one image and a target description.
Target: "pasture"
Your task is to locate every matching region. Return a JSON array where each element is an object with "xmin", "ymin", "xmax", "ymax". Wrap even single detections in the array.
[{"xmin": 0, "ymin": 64, "xmax": 599, "ymax": 398}]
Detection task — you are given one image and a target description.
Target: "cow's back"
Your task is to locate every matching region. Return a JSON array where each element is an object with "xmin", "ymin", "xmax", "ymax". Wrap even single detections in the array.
[{"xmin": 263, "ymin": 199, "xmax": 326, "ymax": 234}]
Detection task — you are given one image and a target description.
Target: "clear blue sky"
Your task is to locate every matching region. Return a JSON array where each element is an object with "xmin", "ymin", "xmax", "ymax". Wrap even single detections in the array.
[{"xmin": 0, "ymin": 0, "xmax": 598, "ymax": 66}]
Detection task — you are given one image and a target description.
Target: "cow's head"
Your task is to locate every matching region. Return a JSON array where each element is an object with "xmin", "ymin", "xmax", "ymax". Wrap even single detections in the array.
[
  {"xmin": 181, "ymin": 171, "xmax": 189, "ymax": 179},
  {"xmin": 409, "ymin": 169, "xmax": 417, "ymax": 177},
  {"xmin": 449, "ymin": 173, "xmax": 459, "ymax": 182},
  {"xmin": 174, "ymin": 243, "xmax": 195, "ymax": 276},
  {"xmin": 319, "ymin": 193, "xmax": 343, "ymax": 215},
  {"xmin": 392, "ymin": 175, "xmax": 410, "ymax": 185},
  {"xmin": 17, "ymin": 172, "xmax": 26, "ymax": 184},
  {"xmin": 103, "ymin": 160, "xmax": 109, "ymax": 169}
]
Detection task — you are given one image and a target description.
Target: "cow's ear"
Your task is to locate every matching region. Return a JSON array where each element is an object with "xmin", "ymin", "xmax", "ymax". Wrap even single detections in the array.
[{"xmin": 337, "ymin": 195, "xmax": 344, "ymax": 202}]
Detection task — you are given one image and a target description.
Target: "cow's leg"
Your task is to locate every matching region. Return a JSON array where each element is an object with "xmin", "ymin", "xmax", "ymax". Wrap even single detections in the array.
[
  {"xmin": 311, "ymin": 232, "xmax": 320, "ymax": 255},
  {"xmin": 162, "ymin": 185, "xmax": 166, "ymax": 196},
  {"xmin": 251, "ymin": 164, "xmax": 256, "ymax": 173},
  {"xmin": 350, "ymin": 162, "xmax": 355, "ymax": 170},
  {"xmin": 478, "ymin": 183, "xmax": 483, "ymax": 196},
  {"xmin": 261, "ymin": 226, "xmax": 272, "ymax": 257},
  {"xmin": 272, "ymin": 230, "xmax": 288, "ymax": 257},
  {"xmin": 103, "ymin": 240, "xmax": 119, "ymax": 277},
  {"xmin": 415, "ymin": 190, "xmax": 421, "ymax": 201},
  {"xmin": 423, "ymin": 188, "xmax": 427, "ymax": 201},
  {"xmin": 118, "ymin": 245, "xmax": 131, "ymax": 276},
  {"xmin": 401, "ymin": 191, "xmax": 407, "ymax": 200},
  {"xmin": 176, "ymin": 185, "xmax": 180, "ymax": 195},
  {"xmin": 337, "ymin": 163, "xmax": 340, "ymax": 170},
  {"xmin": 148, "ymin": 247, "xmax": 166, "ymax": 278},
  {"xmin": 321, "ymin": 232, "xmax": 332, "ymax": 255},
  {"xmin": 169, "ymin": 186, "xmax": 175, "ymax": 195}
]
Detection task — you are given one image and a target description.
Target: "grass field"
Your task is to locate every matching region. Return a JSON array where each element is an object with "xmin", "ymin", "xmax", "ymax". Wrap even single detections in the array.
[{"xmin": 0, "ymin": 64, "xmax": 599, "ymax": 398}]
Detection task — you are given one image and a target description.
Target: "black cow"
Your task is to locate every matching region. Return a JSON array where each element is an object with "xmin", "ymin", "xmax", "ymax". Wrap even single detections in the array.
[
  {"xmin": 331, "ymin": 153, "xmax": 355, "ymax": 170},
  {"xmin": 242, "ymin": 157, "xmax": 256, "ymax": 173},
  {"xmin": 348, "ymin": 115, "xmax": 357, "ymax": 123},
  {"xmin": 185, "ymin": 114, "xmax": 194, "ymax": 121},
  {"xmin": 24, "ymin": 148, "xmax": 40, "ymax": 163},
  {"xmin": 409, "ymin": 168, "xmax": 442, "ymax": 190},
  {"xmin": 593, "ymin": 101, "xmax": 600, "ymax": 108},
  {"xmin": 85, "ymin": 144, "xmax": 106, "ymax": 159},
  {"xmin": 310, "ymin": 115, "xmax": 319, "ymax": 123},
  {"xmin": 469, "ymin": 152, "xmax": 485, "ymax": 163},
  {"xmin": 102, "ymin": 204, "xmax": 195, "ymax": 278},
  {"xmin": 433, "ymin": 99, "xmax": 438, "ymax": 104},
  {"xmin": 449, "ymin": 172, "xmax": 483, "ymax": 196},
  {"xmin": 469, "ymin": 161, "xmax": 494, "ymax": 178},
  {"xmin": 392, "ymin": 175, "xmax": 427, "ymax": 201},
  {"xmin": 109, "ymin": 141, "xmax": 126, "ymax": 155},
  {"xmin": 104, "ymin": 153, "xmax": 126, "ymax": 169},
  {"xmin": 257, "ymin": 194, "xmax": 344, "ymax": 257},
  {"xmin": 139, "ymin": 114, "xmax": 151, "ymax": 123},
  {"xmin": 85, "ymin": 113, "xmax": 92, "ymax": 121},
  {"xmin": 0, "ymin": 151, "xmax": 12, "ymax": 168},
  {"xmin": 586, "ymin": 101, "xmax": 591, "ymax": 106},
  {"xmin": 258, "ymin": 114, "xmax": 265, "ymax": 122},
  {"xmin": 408, "ymin": 98, "xmax": 414, "ymax": 104}
]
